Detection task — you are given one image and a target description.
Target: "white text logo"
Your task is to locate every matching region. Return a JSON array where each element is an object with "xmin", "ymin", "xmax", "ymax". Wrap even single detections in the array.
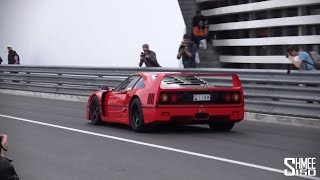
[{"xmin": 284, "ymin": 158, "xmax": 316, "ymax": 177}]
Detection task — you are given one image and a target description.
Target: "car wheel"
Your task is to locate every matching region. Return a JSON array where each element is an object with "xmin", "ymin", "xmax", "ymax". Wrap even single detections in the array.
[
  {"xmin": 129, "ymin": 98, "xmax": 145, "ymax": 132},
  {"xmin": 90, "ymin": 96, "xmax": 102, "ymax": 125},
  {"xmin": 209, "ymin": 121, "xmax": 234, "ymax": 131}
]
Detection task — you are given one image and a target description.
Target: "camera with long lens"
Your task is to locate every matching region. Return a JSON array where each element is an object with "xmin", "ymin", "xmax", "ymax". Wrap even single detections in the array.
[
  {"xmin": 179, "ymin": 42, "xmax": 187, "ymax": 51},
  {"xmin": 286, "ymin": 51, "xmax": 291, "ymax": 58}
]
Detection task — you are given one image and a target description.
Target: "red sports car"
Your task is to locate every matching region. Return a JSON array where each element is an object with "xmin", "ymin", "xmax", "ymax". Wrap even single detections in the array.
[{"xmin": 86, "ymin": 72, "xmax": 244, "ymax": 132}]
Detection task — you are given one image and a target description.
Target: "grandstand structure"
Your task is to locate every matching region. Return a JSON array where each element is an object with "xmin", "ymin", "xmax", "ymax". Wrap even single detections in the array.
[{"xmin": 179, "ymin": 0, "xmax": 320, "ymax": 69}]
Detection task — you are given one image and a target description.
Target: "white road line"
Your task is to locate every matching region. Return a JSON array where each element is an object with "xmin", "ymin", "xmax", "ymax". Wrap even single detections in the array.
[{"xmin": 0, "ymin": 114, "xmax": 319, "ymax": 180}]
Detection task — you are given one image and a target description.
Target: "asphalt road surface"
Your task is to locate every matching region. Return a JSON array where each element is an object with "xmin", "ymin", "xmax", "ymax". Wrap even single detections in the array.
[{"xmin": 0, "ymin": 93, "xmax": 319, "ymax": 180}]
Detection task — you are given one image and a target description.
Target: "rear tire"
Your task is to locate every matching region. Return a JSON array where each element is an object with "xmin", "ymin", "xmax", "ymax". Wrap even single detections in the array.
[
  {"xmin": 90, "ymin": 96, "xmax": 102, "ymax": 125},
  {"xmin": 209, "ymin": 121, "xmax": 234, "ymax": 131},
  {"xmin": 129, "ymin": 98, "xmax": 145, "ymax": 132}
]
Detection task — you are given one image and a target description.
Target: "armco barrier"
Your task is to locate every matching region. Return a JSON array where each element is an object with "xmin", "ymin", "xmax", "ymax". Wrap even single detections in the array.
[{"xmin": 0, "ymin": 65, "xmax": 319, "ymax": 119}]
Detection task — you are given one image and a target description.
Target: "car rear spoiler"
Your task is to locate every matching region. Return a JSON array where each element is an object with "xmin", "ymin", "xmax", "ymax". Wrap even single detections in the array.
[{"xmin": 154, "ymin": 73, "xmax": 242, "ymax": 88}]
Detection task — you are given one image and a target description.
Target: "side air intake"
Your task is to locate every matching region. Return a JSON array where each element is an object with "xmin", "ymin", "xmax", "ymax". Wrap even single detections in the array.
[{"xmin": 147, "ymin": 93, "xmax": 155, "ymax": 105}]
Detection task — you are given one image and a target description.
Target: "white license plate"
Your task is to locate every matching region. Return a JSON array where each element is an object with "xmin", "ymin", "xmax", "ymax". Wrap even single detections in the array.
[{"xmin": 193, "ymin": 94, "xmax": 211, "ymax": 101}]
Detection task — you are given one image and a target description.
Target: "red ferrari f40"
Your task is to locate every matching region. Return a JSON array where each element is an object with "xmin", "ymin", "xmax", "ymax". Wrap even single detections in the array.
[{"xmin": 86, "ymin": 72, "xmax": 244, "ymax": 132}]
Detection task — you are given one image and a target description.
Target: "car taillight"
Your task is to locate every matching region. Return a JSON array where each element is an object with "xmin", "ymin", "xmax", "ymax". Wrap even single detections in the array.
[
  {"xmin": 160, "ymin": 93, "xmax": 169, "ymax": 103},
  {"xmin": 171, "ymin": 94, "xmax": 177, "ymax": 103},
  {"xmin": 232, "ymin": 93, "xmax": 240, "ymax": 102}
]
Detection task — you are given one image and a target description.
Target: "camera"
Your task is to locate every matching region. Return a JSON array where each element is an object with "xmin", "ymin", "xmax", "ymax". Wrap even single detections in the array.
[
  {"xmin": 286, "ymin": 52, "xmax": 291, "ymax": 58},
  {"xmin": 140, "ymin": 52, "xmax": 145, "ymax": 57},
  {"xmin": 179, "ymin": 43, "xmax": 188, "ymax": 51}
]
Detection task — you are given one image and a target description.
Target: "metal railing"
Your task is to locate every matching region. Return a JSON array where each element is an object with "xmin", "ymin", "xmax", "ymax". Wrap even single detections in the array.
[{"xmin": 0, "ymin": 65, "xmax": 319, "ymax": 119}]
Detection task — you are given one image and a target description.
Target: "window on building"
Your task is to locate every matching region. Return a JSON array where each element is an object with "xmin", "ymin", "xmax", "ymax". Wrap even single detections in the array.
[
  {"xmin": 270, "ymin": 27, "xmax": 282, "ymax": 37},
  {"xmin": 216, "ymin": 1, "xmax": 228, "ymax": 8},
  {"xmin": 229, "ymin": 30, "xmax": 241, "ymax": 39},
  {"xmin": 256, "ymin": 28, "xmax": 269, "ymax": 38},
  {"xmin": 239, "ymin": 13, "xmax": 250, "ymax": 21},
  {"xmin": 220, "ymin": 47, "xmax": 237, "ymax": 55},
  {"xmin": 216, "ymin": 31, "xmax": 236, "ymax": 39},
  {"xmin": 219, "ymin": 46, "xmax": 250, "ymax": 56},
  {"xmin": 305, "ymin": 25, "xmax": 320, "ymax": 35},
  {"xmin": 225, "ymin": 14, "xmax": 240, "ymax": 23},
  {"xmin": 315, "ymin": 25, "xmax": 320, "ymax": 35},
  {"xmin": 270, "ymin": 46, "xmax": 283, "ymax": 55},
  {"xmin": 306, "ymin": 5, "xmax": 320, "ymax": 15},
  {"xmin": 286, "ymin": 26, "xmax": 298, "ymax": 36},
  {"xmin": 228, "ymin": 0, "xmax": 240, "ymax": 6},
  {"xmin": 239, "ymin": 30, "xmax": 250, "ymax": 38},
  {"xmin": 208, "ymin": 16, "xmax": 225, "ymax": 24},
  {"xmin": 198, "ymin": 2, "xmax": 219, "ymax": 10},
  {"xmin": 238, "ymin": 47, "xmax": 250, "ymax": 55},
  {"xmin": 256, "ymin": 46, "xmax": 268, "ymax": 55},
  {"xmin": 255, "ymin": 11, "xmax": 268, "ymax": 20},
  {"xmin": 270, "ymin": 9, "xmax": 282, "ymax": 18},
  {"xmin": 306, "ymin": 25, "xmax": 320, "ymax": 35},
  {"xmin": 239, "ymin": 0, "xmax": 249, "ymax": 5},
  {"xmin": 285, "ymin": 8, "xmax": 298, "ymax": 17}
]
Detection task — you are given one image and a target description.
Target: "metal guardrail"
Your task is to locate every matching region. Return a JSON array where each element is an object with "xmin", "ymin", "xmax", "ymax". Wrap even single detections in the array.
[{"xmin": 0, "ymin": 65, "xmax": 319, "ymax": 119}]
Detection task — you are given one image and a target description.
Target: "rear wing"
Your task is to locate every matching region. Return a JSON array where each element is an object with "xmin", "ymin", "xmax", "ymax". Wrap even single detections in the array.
[{"xmin": 153, "ymin": 73, "xmax": 242, "ymax": 89}]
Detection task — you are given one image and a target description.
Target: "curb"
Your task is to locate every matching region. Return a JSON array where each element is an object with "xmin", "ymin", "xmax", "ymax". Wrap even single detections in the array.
[
  {"xmin": 1, "ymin": 89, "xmax": 319, "ymax": 129},
  {"xmin": 244, "ymin": 112, "xmax": 320, "ymax": 129},
  {"xmin": 0, "ymin": 89, "xmax": 88, "ymax": 102}
]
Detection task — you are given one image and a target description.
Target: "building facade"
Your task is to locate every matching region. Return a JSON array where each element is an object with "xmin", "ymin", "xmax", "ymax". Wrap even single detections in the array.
[{"xmin": 197, "ymin": 0, "xmax": 320, "ymax": 68}]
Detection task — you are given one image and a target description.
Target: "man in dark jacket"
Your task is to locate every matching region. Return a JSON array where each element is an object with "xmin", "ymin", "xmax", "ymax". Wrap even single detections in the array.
[
  {"xmin": 139, "ymin": 44, "xmax": 161, "ymax": 67},
  {"xmin": 0, "ymin": 56, "xmax": 3, "ymax": 64},
  {"xmin": 177, "ymin": 34, "xmax": 198, "ymax": 68},
  {"xmin": 0, "ymin": 134, "xmax": 19, "ymax": 180},
  {"xmin": 7, "ymin": 46, "xmax": 20, "ymax": 65}
]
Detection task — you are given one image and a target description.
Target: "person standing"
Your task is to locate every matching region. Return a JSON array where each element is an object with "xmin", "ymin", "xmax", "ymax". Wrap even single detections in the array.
[
  {"xmin": 0, "ymin": 56, "xmax": 3, "ymax": 64},
  {"xmin": 193, "ymin": 20, "xmax": 208, "ymax": 48},
  {"xmin": 7, "ymin": 45, "xmax": 20, "ymax": 65},
  {"xmin": 139, "ymin": 44, "xmax": 161, "ymax": 67},
  {"xmin": 177, "ymin": 34, "xmax": 198, "ymax": 68}
]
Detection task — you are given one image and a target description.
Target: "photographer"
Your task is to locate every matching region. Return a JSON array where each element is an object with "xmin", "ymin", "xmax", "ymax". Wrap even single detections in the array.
[
  {"xmin": 286, "ymin": 45, "xmax": 316, "ymax": 70},
  {"xmin": 139, "ymin": 44, "xmax": 161, "ymax": 67},
  {"xmin": 0, "ymin": 134, "xmax": 19, "ymax": 180},
  {"xmin": 7, "ymin": 46, "xmax": 20, "ymax": 65},
  {"xmin": 177, "ymin": 34, "xmax": 198, "ymax": 68}
]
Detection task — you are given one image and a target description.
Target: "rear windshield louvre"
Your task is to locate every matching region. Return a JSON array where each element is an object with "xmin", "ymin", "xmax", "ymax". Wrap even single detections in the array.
[
  {"xmin": 161, "ymin": 75, "xmax": 233, "ymax": 88},
  {"xmin": 163, "ymin": 76, "xmax": 208, "ymax": 86}
]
